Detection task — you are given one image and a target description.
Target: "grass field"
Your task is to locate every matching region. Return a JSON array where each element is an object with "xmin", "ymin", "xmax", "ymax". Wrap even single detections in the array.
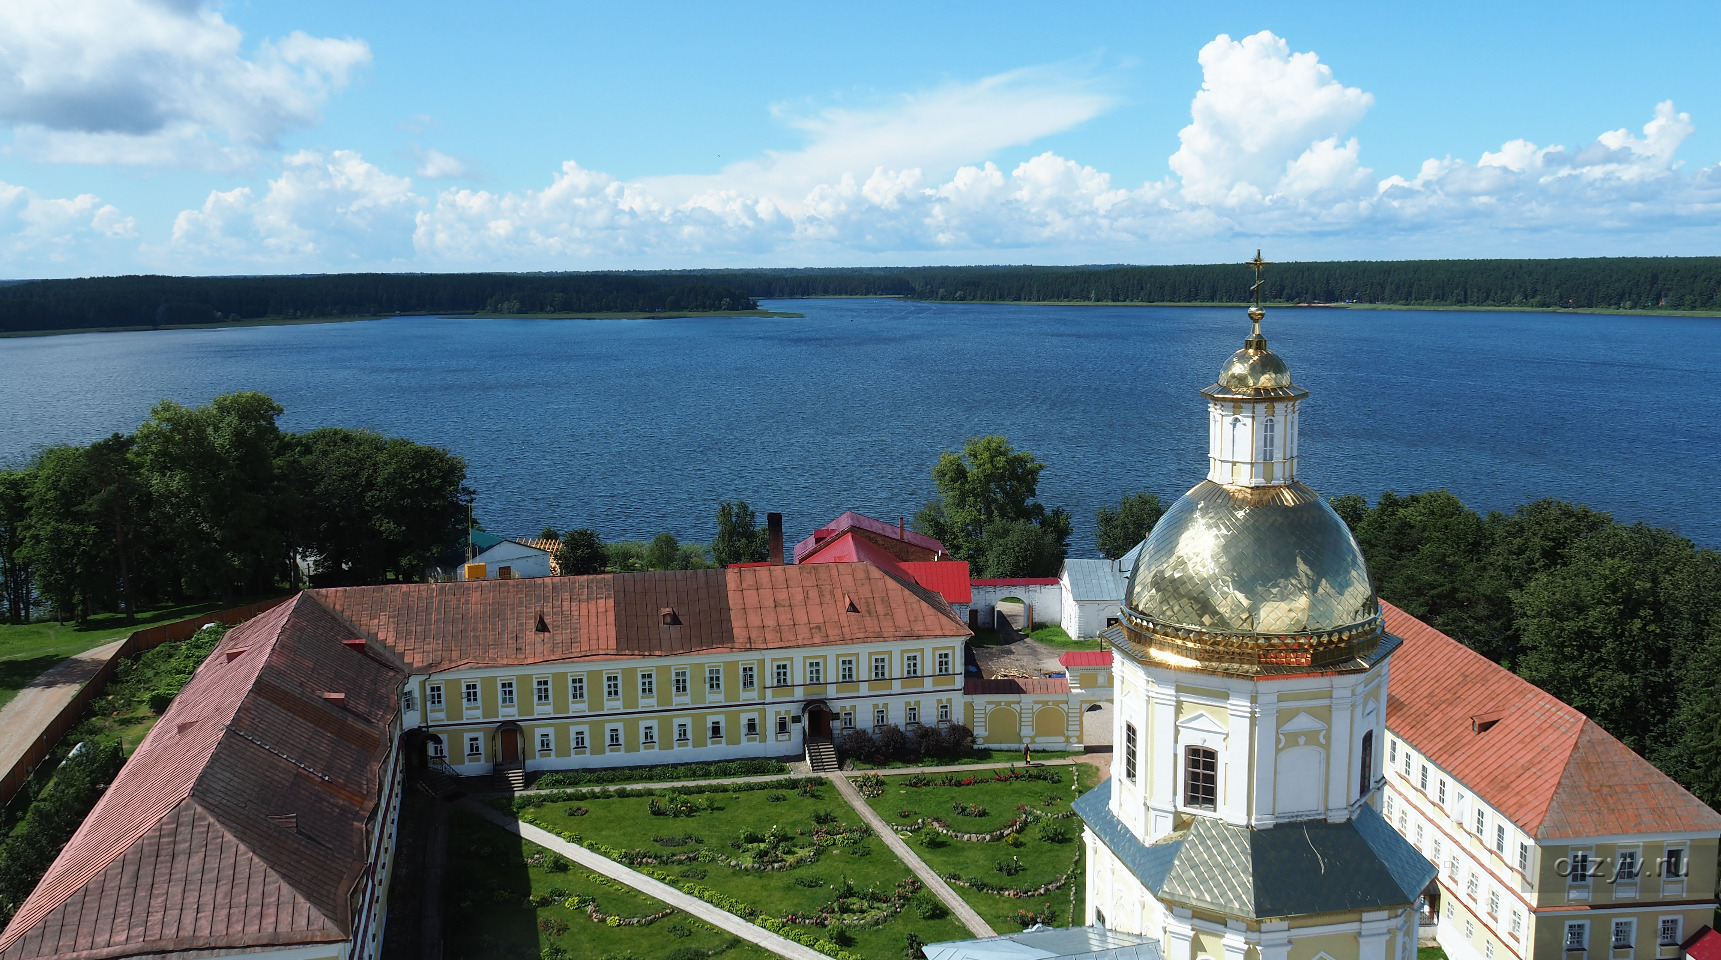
[
  {"xmin": 511, "ymin": 779, "xmax": 970, "ymax": 959},
  {"xmin": 0, "ymin": 598, "xmax": 249, "ymax": 710},
  {"xmin": 857, "ymin": 765, "xmax": 1093, "ymax": 932},
  {"xmin": 847, "ymin": 749, "xmax": 1084, "ymax": 771},
  {"xmin": 447, "ymin": 809, "xmax": 774, "ymax": 960},
  {"xmin": 967, "ymin": 626, "xmax": 1103, "ymax": 652}
]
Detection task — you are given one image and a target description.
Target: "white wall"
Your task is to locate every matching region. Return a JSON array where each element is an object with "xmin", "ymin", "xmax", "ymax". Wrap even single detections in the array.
[
  {"xmin": 465, "ymin": 542, "xmax": 553, "ymax": 579},
  {"xmin": 970, "ymin": 582, "xmax": 1062, "ymax": 630}
]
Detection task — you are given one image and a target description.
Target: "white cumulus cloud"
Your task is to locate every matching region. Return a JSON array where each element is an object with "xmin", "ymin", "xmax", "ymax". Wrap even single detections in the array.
[
  {"xmin": 0, "ymin": 180, "xmax": 135, "ymax": 268},
  {"xmin": 0, "ymin": 0, "xmax": 370, "ymax": 168}
]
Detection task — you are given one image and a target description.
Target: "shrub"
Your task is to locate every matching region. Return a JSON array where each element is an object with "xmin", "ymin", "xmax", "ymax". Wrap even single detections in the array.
[
  {"xmin": 875, "ymin": 724, "xmax": 909, "ymax": 760},
  {"xmin": 543, "ymin": 853, "xmax": 570, "ymax": 872},
  {"xmin": 0, "ymin": 740, "xmax": 125, "ymax": 924},
  {"xmin": 811, "ymin": 809, "xmax": 838, "ymax": 825},
  {"xmin": 836, "ymin": 727, "xmax": 876, "ymax": 762},
  {"xmin": 1003, "ymin": 833, "xmax": 1024, "ymax": 848},
  {"xmin": 766, "ymin": 792, "xmax": 787, "ymax": 802},
  {"xmin": 1037, "ymin": 821, "xmax": 1071, "ymax": 843},
  {"xmin": 950, "ymin": 800, "xmax": 988, "ymax": 818},
  {"xmin": 914, "ymin": 895, "xmax": 948, "ymax": 920},
  {"xmin": 995, "ymin": 858, "xmax": 1024, "ymax": 876},
  {"xmin": 532, "ymin": 758, "xmax": 788, "ymax": 789},
  {"xmin": 940, "ymin": 722, "xmax": 976, "ymax": 758},
  {"xmin": 541, "ymin": 947, "xmax": 569, "ymax": 960},
  {"xmin": 905, "ymin": 932, "xmax": 927, "ymax": 959},
  {"xmin": 146, "ymin": 690, "xmax": 174, "ymax": 713},
  {"xmin": 537, "ymin": 917, "xmax": 569, "ymax": 937}
]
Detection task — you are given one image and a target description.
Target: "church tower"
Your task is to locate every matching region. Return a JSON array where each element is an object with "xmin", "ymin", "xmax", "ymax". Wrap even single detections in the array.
[{"xmin": 1076, "ymin": 253, "xmax": 1434, "ymax": 960}]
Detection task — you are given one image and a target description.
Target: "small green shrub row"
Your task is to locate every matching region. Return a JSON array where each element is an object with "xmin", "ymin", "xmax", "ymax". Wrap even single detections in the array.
[
  {"xmin": 507, "ymin": 777, "xmax": 822, "ymax": 812},
  {"xmin": 0, "ymin": 741, "xmax": 125, "ymax": 923},
  {"xmin": 532, "ymin": 758, "xmax": 788, "ymax": 789}
]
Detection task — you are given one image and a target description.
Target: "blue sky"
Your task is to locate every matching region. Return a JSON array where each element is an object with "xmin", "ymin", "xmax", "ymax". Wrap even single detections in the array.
[{"xmin": 2, "ymin": 0, "xmax": 1718, "ymax": 277}]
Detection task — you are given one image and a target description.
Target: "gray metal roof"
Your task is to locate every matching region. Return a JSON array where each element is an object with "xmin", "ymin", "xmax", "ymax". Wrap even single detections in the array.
[
  {"xmin": 926, "ymin": 926, "xmax": 1162, "ymax": 960},
  {"xmin": 1063, "ymin": 559, "xmax": 1128, "ymax": 603},
  {"xmin": 1074, "ymin": 779, "xmax": 1435, "ymax": 920}
]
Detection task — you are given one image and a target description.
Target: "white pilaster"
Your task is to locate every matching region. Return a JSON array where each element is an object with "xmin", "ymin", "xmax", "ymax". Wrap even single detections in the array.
[
  {"xmin": 1165, "ymin": 911, "xmax": 1195, "ymax": 960},
  {"xmin": 1252, "ymin": 691, "xmax": 1279, "ymax": 827},
  {"xmin": 1148, "ymin": 684, "xmax": 1178, "ymax": 839},
  {"xmin": 1223, "ymin": 691, "xmax": 1253, "ymax": 825},
  {"xmin": 1328, "ymin": 689, "xmax": 1355, "ymax": 822}
]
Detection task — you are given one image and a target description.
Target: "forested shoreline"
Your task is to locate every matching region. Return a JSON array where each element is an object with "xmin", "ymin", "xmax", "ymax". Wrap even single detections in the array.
[{"xmin": 3, "ymin": 256, "xmax": 1718, "ymax": 335}]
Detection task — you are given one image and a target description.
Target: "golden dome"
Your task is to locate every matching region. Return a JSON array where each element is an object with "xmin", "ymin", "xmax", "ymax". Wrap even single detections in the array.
[
  {"xmin": 1205, "ymin": 315, "xmax": 1305, "ymax": 400},
  {"xmin": 1120, "ymin": 481, "xmax": 1384, "ymax": 674}
]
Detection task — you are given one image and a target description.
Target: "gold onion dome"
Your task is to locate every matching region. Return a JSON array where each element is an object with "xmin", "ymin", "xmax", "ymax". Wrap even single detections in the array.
[{"xmin": 1116, "ymin": 253, "xmax": 1384, "ymax": 675}]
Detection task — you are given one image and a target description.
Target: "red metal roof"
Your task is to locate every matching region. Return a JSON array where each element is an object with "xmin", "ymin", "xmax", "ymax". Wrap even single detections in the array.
[
  {"xmin": 792, "ymin": 511, "xmax": 946, "ymax": 564},
  {"xmin": 1058, "ymin": 650, "xmax": 1114, "ymax": 667},
  {"xmin": 899, "ymin": 561, "xmax": 972, "ymax": 604},
  {"xmin": 971, "ymin": 577, "xmax": 1060, "ymax": 587},
  {"xmin": 1683, "ymin": 927, "xmax": 1721, "ymax": 960},
  {"xmin": 965, "ymin": 677, "xmax": 1071, "ymax": 695},
  {"xmin": 0, "ymin": 595, "xmax": 404, "ymax": 960},
  {"xmin": 1383, "ymin": 602, "xmax": 1721, "ymax": 840}
]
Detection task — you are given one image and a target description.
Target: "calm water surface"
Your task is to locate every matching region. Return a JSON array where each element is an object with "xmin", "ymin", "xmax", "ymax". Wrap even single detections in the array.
[{"xmin": 1, "ymin": 299, "xmax": 1715, "ymax": 552}]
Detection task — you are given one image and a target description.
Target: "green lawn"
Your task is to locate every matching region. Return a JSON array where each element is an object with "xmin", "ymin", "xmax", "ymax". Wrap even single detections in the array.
[
  {"xmin": 847, "ymin": 749, "xmax": 1085, "ymax": 771},
  {"xmin": 1418, "ymin": 947, "xmax": 1449, "ymax": 960},
  {"xmin": 857, "ymin": 765, "xmax": 1095, "ymax": 932},
  {"xmin": 0, "ymin": 597, "xmax": 261, "ymax": 710},
  {"xmin": 1026, "ymin": 625, "xmax": 1104, "ymax": 652},
  {"xmin": 447, "ymin": 809, "xmax": 773, "ymax": 960},
  {"xmin": 510, "ymin": 779, "xmax": 970, "ymax": 959}
]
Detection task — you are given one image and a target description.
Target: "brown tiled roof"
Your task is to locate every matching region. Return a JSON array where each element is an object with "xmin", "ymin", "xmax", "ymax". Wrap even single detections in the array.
[
  {"xmin": 1383, "ymin": 602, "xmax": 1721, "ymax": 840},
  {"xmin": 310, "ymin": 562, "xmax": 969, "ymax": 673},
  {"xmin": 0, "ymin": 595, "xmax": 404, "ymax": 960},
  {"xmin": 965, "ymin": 677, "xmax": 1071, "ymax": 695}
]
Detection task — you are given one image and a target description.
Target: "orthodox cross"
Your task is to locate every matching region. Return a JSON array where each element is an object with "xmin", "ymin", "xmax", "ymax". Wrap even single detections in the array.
[{"xmin": 1246, "ymin": 249, "xmax": 1271, "ymax": 308}]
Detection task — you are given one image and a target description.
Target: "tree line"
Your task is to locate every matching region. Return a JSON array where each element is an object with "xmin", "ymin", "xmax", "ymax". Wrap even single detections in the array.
[
  {"xmin": 0, "ymin": 273, "xmax": 759, "ymax": 334},
  {"xmin": 0, "ymin": 392, "xmax": 472, "ymax": 623},
  {"xmin": 8, "ymin": 257, "xmax": 1719, "ymax": 335}
]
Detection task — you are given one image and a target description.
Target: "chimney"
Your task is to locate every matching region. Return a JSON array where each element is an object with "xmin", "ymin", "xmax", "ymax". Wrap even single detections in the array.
[
  {"xmin": 767, "ymin": 512, "xmax": 784, "ymax": 565},
  {"xmin": 898, "ymin": 516, "xmax": 905, "ymax": 540}
]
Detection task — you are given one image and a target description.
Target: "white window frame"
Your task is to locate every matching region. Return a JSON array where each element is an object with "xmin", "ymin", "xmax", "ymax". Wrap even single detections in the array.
[
  {"xmin": 463, "ymin": 681, "xmax": 480, "ymax": 705},
  {"xmin": 773, "ymin": 661, "xmax": 790, "ymax": 687},
  {"xmin": 1475, "ymin": 808, "xmax": 1487, "ymax": 836},
  {"xmin": 1658, "ymin": 917, "xmax": 1682, "ymax": 947},
  {"xmin": 1438, "ymin": 778, "xmax": 1447, "ymax": 805},
  {"xmin": 874, "ymin": 705, "xmax": 887, "ymax": 727},
  {"xmin": 938, "ymin": 702, "xmax": 951, "ymax": 722},
  {"xmin": 427, "ymin": 735, "xmax": 446, "ymax": 759},
  {"xmin": 905, "ymin": 653, "xmax": 920, "ymax": 677},
  {"xmin": 674, "ymin": 668, "xmax": 689, "ymax": 696},
  {"xmin": 906, "ymin": 703, "xmax": 919, "ymax": 724},
  {"xmin": 427, "ymin": 684, "xmax": 443, "ymax": 708},
  {"xmin": 1518, "ymin": 841, "xmax": 1531, "ymax": 873},
  {"xmin": 1389, "ymin": 739, "xmax": 1398, "ymax": 764},
  {"xmin": 642, "ymin": 722, "xmax": 657, "ymax": 746},
  {"xmin": 1511, "ymin": 909, "xmax": 1523, "ymax": 940},
  {"xmin": 607, "ymin": 725, "xmax": 622, "ymax": 749},
  {"xmin": 572, "ymin": 727, "xmax": 588, "ymax": 751},
  {"xmin": 745, "ymin": 715, "xmax": 758, "ymax": 737},
  {"xmin": 839, "ymin": 658, "xmax": 856, "ymax": 682},
  {"xmin": 740, "ymin": 664, "xmax": 755, "ymax": 690},
  {"xmin": 1420, "ymin": 764, "xmax": 1428, "ymax": 790},
  {"xmin": 841, "ymin": 708, "xmax": 855, "ymax": 729},
  {"xmin": 534, "ymin": 676, "xmax": 552, "ymax": 705},
  {"xmin": 872, "ymin": 655, "xmax": 889, "ymax": 680},
  {"xmin": 537, "ymin": 730, "xmax": 554, "ymax": 753},
  {"xmin": 937, "ymin": 651, "xmax": 952, "ymax": 675},
  {"xmin": 1495, "ymin": 824, "xmax": 1507, "ymax": 854},
  {"xmin": 499, "ymin": 680, "xmax": 516, "ymax": 707},
  {"xmin": 1124, "ymin": 723, "xmax": 1139, "ymax": 782},
  {"xmin": 402, "ymin": 690, "xmax": 417, "ymax": 713},
  {"xmin": 1488, "ymin": 889, "xmax": 1500, "ymax": 917},
  {"xmin": 639, "ymin": 671, "xmax": 656, "ymax": 698},
  {"xmin": 806, "ymin": 659, "xmax": 823, "ymax": 684},
  {"xmin": 776, "ymin": 714, "xmax": 789, "ymax": 736},
  {"xmin": 1612, "ymin": 918, "xmax": 1635, "ymax": 950},
  {"xmin": 707, "ymin": 666, "xmax": 723, "ymax": 694},
  {"xmin": 465, "ymin": 734, "xmax": 482, "ymax": 758},
  {"xmin": 676, "ymin": 720, "xmax": 690, "ymax": 743},
  {"xmin": 569, "ymin": 675, "xmax": 586, "ymax": 703},
  {"xmin": 708, "ymin": 718, "xmax": 723, "ymax": 742},
  {"xmin": 1566, "ymin": 921, "xmax": 1588, "ymax": 952},
  {"xmin": 604, "ymin": 672, "xmax": 621, "ymax": 701}
]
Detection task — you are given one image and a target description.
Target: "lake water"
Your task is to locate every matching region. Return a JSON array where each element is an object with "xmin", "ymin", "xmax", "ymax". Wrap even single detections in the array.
[{"xmin": 1, "ymin": 299, "xmax": 1716, "ymax": 553}]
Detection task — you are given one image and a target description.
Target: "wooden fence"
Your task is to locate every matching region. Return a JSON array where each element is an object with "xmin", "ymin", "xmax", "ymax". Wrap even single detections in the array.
[{"xmin": 0, "ymin": 596, "xmax": 291, "ymax": 808}]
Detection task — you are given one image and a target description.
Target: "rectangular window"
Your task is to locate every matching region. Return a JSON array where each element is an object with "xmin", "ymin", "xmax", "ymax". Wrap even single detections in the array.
[
  {"xmin": 1485, "ymin": 944, "xmax": 1494, "ymax": 960},
  {"xmin": 741, "ymin": 664, "xmax": 756, "ymax": 690},
  {"xmin": 674, "ymin": 669, "xmax": 689, "ymax": 695},
  {"xmin": 428, "ymin": 736, "xmax": 445, "ymax": 758},
  {"xmin": 428, "ymin": 684, "xmax": 443, "ymax": 707},
  {"xmin": 1183, "ymin": 745, "xmax": 1218, "ymax": 810},
  {"xmin": 608, "ymin": 727, "xmax": 622, "ymax": 748},
  {"xmin": 1495, "ymin": 825, "xmax": 1507, "ymax": 854},
  {"xmin": 772, "ymin": 662, "xmax": 790, "ymax": 686},
  {"xmin": 535, "ymin": 677, "xmax": 551, "ymax": 704},
  {"xmin": 1438, "ymin": 779, "xmax": 1447, "ymax": 805},
  {"xmin": 1415, "ymin": 823, "xmax": 1424, "ymax": 847},
  {"xmin": 643, "ymin": 723, "xmax": 656, "ymax": 745},
  {"xmin": 745, "ymin": 716, "xmax": 758, "ymax": 736},
  {"xmin": 463, "ymin": 681, "xmax": 479, "ymax": 705},
  {"xmin": 499, "ymin": 680, "xmax": 515, "ymax": 706},
  {"xmin": 906, "ymin": 704, "xmax": 919, "ymax": 724},
  {"xmin": 873, "ymin": 655, "xmax": 889, "ymax": 680},
  {"xmin": 938, "ymin": 703, "xmax": 951, "ymax": 722},
  {"xmin": 807, "ymin": 660, "xmax": 823, "ymax": 684},
  {"xmin": 1124, "ymin": 723, "xmax": 1139, "ymax": 781},
  {"xmin": 1612, "ymin": 920, "xmax": 1635, "ymax": 949},
  {"xmin": 1399, "ymin": 809, "xmax": 1408, "ymax": 831},
  {"xmin": 1488, "ymin": 890, "xmax": 1500, "ymax": 916},
  {"xmin": 936, "ymin": 651, "xmax": 952, "ymax": 675},
  {"xmin": 707, "ymin": 666, "xmax": 723, "ymax": 693},
  {"xmin": 1475, "ymin": 809, "xmax": 1486, "ymax": 836},
  {"xmin": 1448, "ymin": 856, "xmax": 1459, "ymax": 878},
  {"xmin": 538, "ymin": 731, "xmax": 552, "ymax": 752},
  {"xmin": 640, "ymin": 671, "xmax": 655, "ymax": 698},
  {"xmin": 1389, "ymin": 739, "xmax": 1398, "ymax": 764},
  {"xmin": 466, "ymin": 734, "xmax": 482, "ymax": 757},
  {"xmin": 841, "ymin": 709, "xmax": 855, "ymax": 729},
  {"xmin": 708, "ymin": 719, "xmax": 723, "ymax": 741},
  {"xmin": 1518, "ymin": 842, "xmax": 1530, "ymax": 873},
  {"xmin": 676, "ymin": 721, "xmax": 690, "ymax": 742},
  {"xmin": 1565, "ymin": 922, "xmax": 1586, "ymax": 951},
  {"xmin": 905, "ymin": 654, "xmax": 920, "ymax": 677},
  {"xmin": 604, "ymin": 673, "xmax": 620, "ymax": 700},
  {"xmin": 1659, "ymin": 918, "xmax": 1682, "ymax": 947},
  {"xmin": 1386, "ymin": 795, "xmax": 1394, "ymax": 818},
  {"xmin": 1467, "ymin": 872, "xmax": 1479, "ymax": 898},
  {"xmin": 1420, "ymin": 764, "xmax": 1428, "ymax": 791},
  {"xmin": 1571, "ymin": 851, "xmax": 1592, "ymax": 882},
  {"xmin": 1663, "ymin": 847, "xmax": 1686, "ymax": 877},
  {"xmin": 874, "ymin": 706, "xmax": 887, "ymax": 727},
  {"xmin": 1618, "ymin": 850, "xmax": 1639, "ymax": 880},
  {"xmin": 840, "ymin": 658, "xmax": 856, "ymax": 682},
  {"xmin": 570, "ymin": 676, "xmax": 586, "ymax": 701},
  {"xmin": 777, "ymin": 715, "xmax": 789, "ymax": 735},
  {"xmin": 1511, "ymin": 910, "xmax": 1524, "ymax": 939},
  {"xmin": 1434, "ymin": 838, "xmax": 1443, "ymax": 862},
  {"xmin": 402, "ymin": 690, "xmax": 416, "ymax": 713},
  {"xmin": 573, "ymin": 729, "xmax": 587, "ymax": 750}
]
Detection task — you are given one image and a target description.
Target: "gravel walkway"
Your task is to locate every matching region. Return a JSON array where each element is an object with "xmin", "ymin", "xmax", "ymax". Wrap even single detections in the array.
[
  {"xmin": 827, "ymin": 772, "xmax": 997, "ymax": 939},
  {"xmin": 464, "ymin": 799, "xmax": 829, "ymax": 960},
  {"xmin": 0, "ymin": 640, "xmax": 127, "ymax": 798}
]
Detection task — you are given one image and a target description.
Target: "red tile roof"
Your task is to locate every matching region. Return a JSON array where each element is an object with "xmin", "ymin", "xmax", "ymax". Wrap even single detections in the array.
[
  {"xmin": 797, "ymin": 530, "xmax": 973, "ymax": 605},
  {"xmin": 900, "ymin": 561, "xmax": 973, "ymax": 605},
  {"xmin": 310, "ymin": 562, "xmax": 969, "ymax": 674},
  {"xmin": 792, "ymin": 511, "xmax": 946, "ymax": 564},
  {"xmin": 1383, "ymin": 602, "xmax": 1721, "ymax": 840},
  {"xmin": 965, "ymin": 677, "xmax": 1071, "ymax": 695},
  {"xmin": 0, "ymin": 594, "xmax": 404, "ymax": 960},
  {"xmin": 1683, "ymin": 926, "xmax": 1721, "ymax": 960},
  {"xmin": 1058, "ymin": 651, "xmax": 1114, "ymax": 668}
]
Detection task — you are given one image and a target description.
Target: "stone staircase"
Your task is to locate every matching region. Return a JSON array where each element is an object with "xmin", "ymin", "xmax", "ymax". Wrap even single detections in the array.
[
  {"xmin": 805, "ymin": 737, "xmax": 839, "ymax": 773},
  {"xmin": 492, "ymin": 761, "xmax": 527, "ymax": 793}
]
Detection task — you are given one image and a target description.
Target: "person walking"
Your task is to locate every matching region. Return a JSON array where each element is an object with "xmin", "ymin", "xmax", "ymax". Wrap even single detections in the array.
[{"xmin": 1023, "ymin": 743, "xmax": 1032, "ymax": 765}]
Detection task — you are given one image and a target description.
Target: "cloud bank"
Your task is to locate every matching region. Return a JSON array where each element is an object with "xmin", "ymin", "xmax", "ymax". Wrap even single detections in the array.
[{"xmin": 5, "ymin": 24, "xmax": 1719, "ymax": 273}]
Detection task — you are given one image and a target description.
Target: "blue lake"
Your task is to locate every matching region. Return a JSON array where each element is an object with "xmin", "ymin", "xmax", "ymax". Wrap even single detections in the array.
[{"xmin": 1, "ymin": 299, "xmax": 1716, "ymax": 553}]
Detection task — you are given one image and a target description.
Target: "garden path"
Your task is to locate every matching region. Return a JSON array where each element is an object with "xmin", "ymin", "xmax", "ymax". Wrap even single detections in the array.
[
  {"xmin": 463, "ymin": 799, "xmax": 830, "ymax": 960},
  {"xmin": 827, "ymin": 773, "xmax": 997, "ymax": 939},
  {"xmin": 0, "ymin": 639, "xmax": 126, "ymax": 795},
  {"xmin": 500, "ymin": 757, "xmax": 1086, "ymax": 799}
]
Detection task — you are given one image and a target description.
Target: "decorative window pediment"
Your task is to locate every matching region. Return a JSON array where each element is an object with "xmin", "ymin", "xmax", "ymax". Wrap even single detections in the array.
[
  {"xmin": 1278, "ymin": 711, "xmax": 1329, "ymax": 748},
  {"xmin": 1176, "ymin": 709, "xmax": 1228, "ymax": 749}
]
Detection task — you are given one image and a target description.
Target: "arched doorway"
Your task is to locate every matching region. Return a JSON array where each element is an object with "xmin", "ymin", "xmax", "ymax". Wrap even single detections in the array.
[
  {"xmin": 802, "ymin": 701, "xmax": 833, "ymax": 739},
  {"xmin": 496, "ymin": 721, "xmax": 523, "ymax": 766}
]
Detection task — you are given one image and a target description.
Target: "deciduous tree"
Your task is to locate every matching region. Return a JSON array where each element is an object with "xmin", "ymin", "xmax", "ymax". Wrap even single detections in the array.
[{"xmin": 1095, "ymin": 492, "xmax": 1166, "ymax": 560}]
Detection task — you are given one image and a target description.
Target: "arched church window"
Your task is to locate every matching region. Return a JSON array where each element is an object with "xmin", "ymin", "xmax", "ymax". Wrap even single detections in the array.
[
  {"xmin": 1183, "ymin": 745, "xmax": 1218, "ymax": 810},
  {"xmin": 1230, "ymin": 417, "xmax": 1244, "ymax": 460},
  {"xmin": 1263, "ymin": 418, "xmax": 1276, "ymax": 462},
  {"xmin": 1359, "ymin": 730, "xmax": 1373, "ymax": 798}
]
